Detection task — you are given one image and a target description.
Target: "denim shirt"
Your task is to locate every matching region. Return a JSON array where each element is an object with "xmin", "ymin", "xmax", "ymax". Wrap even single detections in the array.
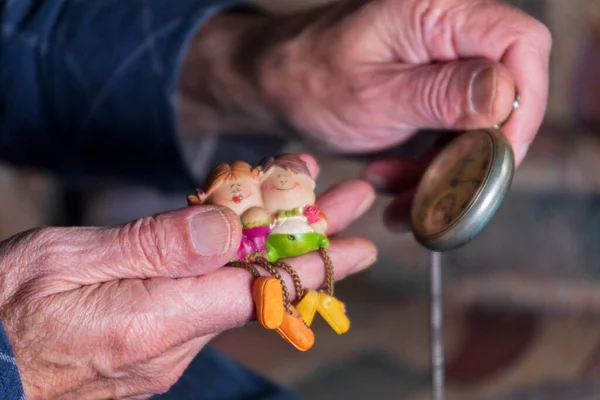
[
  {"xmin": 0, "ymin": 0, "xmax": 293, "ymax": 398},
  {"xmin": 0, "ymin": 0, "xmax": 286, "ymax": 193},
  {"xmin": 0, "ymin": 322, "xmax": 25, "ymax": 399}
]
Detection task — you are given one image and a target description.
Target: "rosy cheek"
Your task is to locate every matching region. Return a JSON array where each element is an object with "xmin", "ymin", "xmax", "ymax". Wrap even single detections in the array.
[{"xmin": 212, "ymin": 194, "xmax": 227, "ymax": 205}]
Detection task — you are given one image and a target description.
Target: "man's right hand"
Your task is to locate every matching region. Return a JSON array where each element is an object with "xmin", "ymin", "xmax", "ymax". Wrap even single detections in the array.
[{"xmin": 0, "ymin": 155, "xmax": 377, "ymax": 399}]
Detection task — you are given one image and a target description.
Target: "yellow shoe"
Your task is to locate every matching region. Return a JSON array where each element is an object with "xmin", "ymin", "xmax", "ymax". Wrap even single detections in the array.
[
  {"xmin": 276, "ymin": 305, "xmax": 315, "ymax": 352},
  {"xmin": 251, "ymin": 277, "xmax": 284, "ymax": 330},
  {"xmin": 295, "ymin": 290, "xmax": 319, "ymax": 326},
  {"xmin": 316, "ymin": 292, "xmax": 350, "ymax": 335}
]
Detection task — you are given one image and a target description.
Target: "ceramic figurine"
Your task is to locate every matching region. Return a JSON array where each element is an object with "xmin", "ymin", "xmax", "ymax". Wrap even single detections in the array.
[
  {"xmin": 257, "ymin": 155, "xmax": 350, "ymax": 335},
  {"xmin": 187, "ymin": 161, "xmax": 271, "ymax": 262},
  {"xmin": 295, "ymin": 289, "xmax": 350, "ymax": 335},
  {"xmin": 187, "ymin": 160, "xmax": 315, "ymax": 351},
  {"xmin": 257, "ymin": 155, "xmax": 330, "ymax": 263}
]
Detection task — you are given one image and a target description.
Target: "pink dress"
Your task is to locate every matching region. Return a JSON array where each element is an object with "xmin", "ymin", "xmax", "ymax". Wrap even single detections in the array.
[{"xmin": 235, "ymin": 224, "xmax": 271, "ymax": 262}]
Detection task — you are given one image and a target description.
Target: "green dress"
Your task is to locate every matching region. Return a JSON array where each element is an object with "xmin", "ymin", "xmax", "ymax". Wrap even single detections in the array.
[{"xmin": 265, "ymin": 207, "xmax": 329, "ymax": 262}]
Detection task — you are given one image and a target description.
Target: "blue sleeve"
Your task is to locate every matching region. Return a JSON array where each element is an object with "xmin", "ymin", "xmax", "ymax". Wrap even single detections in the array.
[
  {"xmin": 0, "ymin": 0, "xmax": 240, "ymax": 192},
  {"xmin": 0, "ymin": 321, "xmax": 25, "ymax": 400}
]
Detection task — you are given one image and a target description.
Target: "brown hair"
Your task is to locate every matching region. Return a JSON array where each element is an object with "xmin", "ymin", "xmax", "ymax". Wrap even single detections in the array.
[
  {"xmin": 257, "ymin": 154, "xmax": 312, "ymax": 178},
  {"xmin": 187, "ymin": 161, "xmax": 259, "ymax": 205}
]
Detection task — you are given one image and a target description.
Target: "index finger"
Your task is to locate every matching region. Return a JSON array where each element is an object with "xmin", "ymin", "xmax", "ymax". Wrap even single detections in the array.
[{"xmin": 428, "ymin": 0, "xmax": 552, "ymax": 165}]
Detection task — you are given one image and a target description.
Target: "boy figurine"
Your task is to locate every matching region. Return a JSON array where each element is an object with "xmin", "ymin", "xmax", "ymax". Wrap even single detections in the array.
[
  {"xmin": 258, "ymin": 154, "xmax": 330, "ymax": 263},
  {"xmin": 258, "ymin": 154, "xmax": 350, "ymax": 335}
]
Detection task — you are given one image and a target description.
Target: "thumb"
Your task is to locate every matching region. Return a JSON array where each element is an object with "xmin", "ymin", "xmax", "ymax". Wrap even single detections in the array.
[
  {"xmin": 392, "ymin": 60, "xmax": 516, "ymax": 130},
  {"xmin": 36, "ymin": 205, "xmax": 242, "ymax": 284}
]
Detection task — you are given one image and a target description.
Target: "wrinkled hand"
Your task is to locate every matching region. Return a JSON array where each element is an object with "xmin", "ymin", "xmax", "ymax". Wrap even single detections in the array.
[
  {"xmin": 259, "ymin": 0, "xmax": 550, "ymax": 161},
  {"xmin": 184, "ymin": 0, "xmax": 550, "ymax": 230},
  {"xmin": 0, "ymin": 155, "xmax": 376, "ymax": 399},
  {"xmin": 251, "ymin": 0, "xmax": 551, "ymax": 231}
]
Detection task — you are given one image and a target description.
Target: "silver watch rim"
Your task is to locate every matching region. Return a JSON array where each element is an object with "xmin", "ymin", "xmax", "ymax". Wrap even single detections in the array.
[{"xmin": 411, "ymin": 127, "xmax": 515, "ymax": 252}]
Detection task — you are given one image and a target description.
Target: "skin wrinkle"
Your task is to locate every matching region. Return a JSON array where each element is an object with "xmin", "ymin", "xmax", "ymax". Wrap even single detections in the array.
[
  {"xmin": 173, "ymin": 278, "xmax": 209, "ymax": 323},
  {"xmin": 436, "ymin": 63, "xmax": 462, "ymax": 125},
  {"xmin": 0, "ymin": 229, "xmax": 65, "ymax": 301},
  {"xmin": 304, "ymin": 66, "xmax": 401, "ymax": 148},
  {"xmin": 350, "ymin": 67, "xmax": 415, "ymax": 131},
  {"xmin": 131, "ymin": 216, "xmax": 170, "ymax": 277},
  {"xmin": 407, "ymin": 0, "xmax": 431, "ymax": 62},
  {"xmin": 422, "ymin": 0, "xmax": 469, "ymax": 61}
]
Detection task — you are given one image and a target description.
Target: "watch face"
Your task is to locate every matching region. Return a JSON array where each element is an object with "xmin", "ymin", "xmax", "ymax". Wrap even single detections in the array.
[{"xmin": 412, "ymin": 130, "xmax": 494, "ymax": 237}]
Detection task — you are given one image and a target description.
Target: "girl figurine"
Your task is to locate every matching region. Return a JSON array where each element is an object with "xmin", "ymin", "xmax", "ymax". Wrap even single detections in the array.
[
  {"xmin": 257, "ymin": 154, "xmax": 350, "ymax": 335},
  {"xmin": 187, "ymin": 161, "xmax": 271, "ymax": 262},
  {"xmin": 187, "ymin": 160, "xmax": 315, "ymax": 351}
]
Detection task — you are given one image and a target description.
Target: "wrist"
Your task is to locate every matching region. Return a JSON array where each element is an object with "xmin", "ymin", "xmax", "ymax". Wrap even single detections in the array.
[{"xmin": 177, "ymin": 8, "xmax": 281, "ymax": 138}]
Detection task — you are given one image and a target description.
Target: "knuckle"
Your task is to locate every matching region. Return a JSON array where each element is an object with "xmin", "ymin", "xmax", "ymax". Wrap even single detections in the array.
[
  {"xmin": 426, "ymin": 65, "xmax": 460, "ymax": 127},
  {"xmin": 19, "ymin": 227, "xmax": 71, "ymax": 275},
  {"xmin": 515, "ymin": 12, "xmax": 552, "ymax": 53},
  {"xmin": 531, "ymin": 20, "xmax": 552, "ymax": 51},
  {"xmin": 118, "ymin": 216, "xmax": 172, "ymax": 274},
  {"xmin": 22, "ymin": 226, "xmax": 59, "ymax": 252},
  {"xmin": 1, "ymin": 226, "xmax": 92, "ymax": 303}
]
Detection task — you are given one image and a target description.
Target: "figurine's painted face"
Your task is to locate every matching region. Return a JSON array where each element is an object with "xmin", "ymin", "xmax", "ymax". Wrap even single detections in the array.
[
  {"xmin": 192, "ymin": 162, "xmax": 264, "ymax": 215},
  {"xmin": 261, "ymin": 166, "xmax": 316, "ymax": 212},
  {"xmin": 208, "ymin": 175, "xmax": 264, "ymax": 215}
]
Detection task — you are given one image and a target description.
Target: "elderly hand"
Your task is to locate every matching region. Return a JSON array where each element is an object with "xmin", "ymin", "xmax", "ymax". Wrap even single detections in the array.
[
  {"xmin": 0, "ymin": 155, "xmax": 376, "ymax": 399},
  {"xmin": 184, "ymin": 0, "xmax": 550, "ymax": 231},
  {"xmin": 257, "ymin": 0, "xmax": 550, "ymax": 160}
]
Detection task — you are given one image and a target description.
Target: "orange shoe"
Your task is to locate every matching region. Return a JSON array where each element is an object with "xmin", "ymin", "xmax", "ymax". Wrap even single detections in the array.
[
  {"xmin": 251, "ymin": 277, "xmax": 284, "ymax": 330},
  {"xmin": 316, "ymin": 292, "xmax": 350, "ymax": 335},
  {"xmin": 295, "ymin": 290, "xmax": 319, "ymax": 326},
  {"xmin": 276, "ymin": 305, "xmax": 315, "ymax": 352}
]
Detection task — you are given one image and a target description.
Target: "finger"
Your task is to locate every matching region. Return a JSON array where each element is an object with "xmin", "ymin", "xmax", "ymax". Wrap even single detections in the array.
[
  {"xmin": 269, "ymin": 237, "xmax": 377, "ymax": 299},
  {"xmin": 362, "ymin": 148, "xmax": 439, "ymax": 194},
  {"xmin": 316, "ymin": 179, "xmax": 375, "ymax": 234},
  {"xmin": 428, "ymin": 0, "xmax": 552, "ymax": 164},
  {"xmin": 387, "ymin": 59, "xmax": 516, "ymax": 132},
  {"xmin": 143, "ymin": 236, "xmax": 377, "ymax": 341},
  {"xmin": 383, "ymin": 188, "xmax": 417, "ymax": 233},
  {"xmin": 496, "ymin": 28, "xmax": 550, "ymax": 165},
  {"xmin": 31, "ymin": 205, "xmax": 242, "ymax": 285}
]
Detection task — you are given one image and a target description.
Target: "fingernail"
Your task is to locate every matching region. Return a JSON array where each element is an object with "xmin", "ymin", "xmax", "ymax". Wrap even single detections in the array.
[
  {"xmin": 469, "ymin": 67, "xmax": 497, "ymax": 116},
  {"xmin": 353, "ymin": 191, "xmax": 376, "ymax": 219},
  {"xmin": 355, "ymin": 255, "xmax": 377, "ymax": 272},
  {"xmin": 189, "ymin": 208, "xmax": 232, "ymax": 256}
]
